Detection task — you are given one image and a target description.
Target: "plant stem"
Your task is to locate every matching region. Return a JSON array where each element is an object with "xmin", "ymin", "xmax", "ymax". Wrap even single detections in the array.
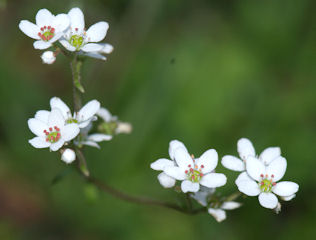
[
  {"xmin": 70, "ymin": 56, "xmax": 84, "ymax": 112},
  {"xmin": 225, "ymin": 191, "xmax": 242, "ymax": 201}
]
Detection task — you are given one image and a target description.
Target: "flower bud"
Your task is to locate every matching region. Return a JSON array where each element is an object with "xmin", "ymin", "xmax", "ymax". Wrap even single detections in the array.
[
  {"xmin": 61, "ymin": 148, "xmax": 76, "ymax": 164},
  {"xmin": 41, "ymin": 51, "xmax": 56, "ymax": 64},
  {"xmin": 116, "ymin": 122, "xmax": 132, "ymax": 134}
]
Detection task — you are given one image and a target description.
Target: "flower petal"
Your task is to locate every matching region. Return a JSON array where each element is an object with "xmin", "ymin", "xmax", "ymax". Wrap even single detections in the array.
[
  {"xmin": 50, "ymin": 97, "xmax": 71, "ymax": 120},
  {"xmin": 99, "ymin": 43, "xmax": 114, "ymax": 54},
  {"xmin": 59, "ymin": 39, "xmax": 76, "ymax": 51},
  {"xmin": 19, "ymin": 20, "xmax": 40, "ymax": 39},
  {"xmin": 237, "ymin": 138, "xmax": 255, "ymax": 160},
  {"xmin": 36, "ymin": 9, "xmax": 54, "ymax": 27},
  {"xmin": 259, "ymin": 147, "xmax": 281, "ymax": 165},
  {"xmin": 174, "ymin": 148, "xmax": 193, "ymax": 170},
  {"xmin": 68, "ymin": 8, "xmax": 85, "ymax": 33},
  {"xmin": 196, "ymin": 149, "xmax": 218, "ymax": 174},
  {"xmin": 272, "ymin": 181, "xmax": 299, "ymax": 197},
  {"xmin": 48, "ymin": 108, "xmax": 65, "ymax": 127},
  {"xmin": 266, "ymin": 156, "xmax": 287, "ymax": 182},
  {"xmin": 258, "ymin": 192, "xmax": 278, "ymax": 209},
  {"xmin": 221, "ymin": 201, "xmax": 242, "ymax": 210},
  {"xmin": 86, "ymin": 21, "xmax": 109, "ymax": 42},
  {"xmin": 97, "ymin": 107, "xmax": 112, "ymax": 122},
  {"xmin": 150, "ymin": 158, "xmax": 174, "ymax": 171},
  {"xmin": 81, "ymin": 52, "xmax": 106, "ymax": 60},
  {"xmin": 236, "ymin": 179, "xmax": 260, "ymax": 196},
  {"xmin": 168, "ymin": 140, "xmax": 187, "ymax": 160},
  {"xmin": 50, "ymin": 139, "xmax": 65, "ymax": 151},
  {"xmin": 87, "ymin": 133, "xmax": 112, "ymax": 142},
  {"xmin": 163, "ymin": 166, "xmax": 186, "ymax": 180},
  {"xmin": 246, "ymin": 156, "xmax": 265, "ymax": 181},
  {"xmin": 221, "ymin": 155, "xmax": 245, "ymax": 172},
  {"xmin": 235, "ymin": 171, "xmax": 253, "ymax": 185},
  {"xmin": 81, "ymin": 43, "xmax": 104, "ymax": 52},
  {"xmin": 157, "ymin": 172, "xmax": 176, "ymax": 188},
  {"xmin": 191, "ymin": 191, "xmax": 209, "ymax": 207},
  {"xmin": 81, "ymin": 141, "xmax": 100, "ymax": 149},
  {"xmin": 281, "ymin": 194, "xmax": 296, "ymax": 201},
  {"xmin": 181, "ymin": 180, "xmax": 200, "ymax": 193},
  {"xmin": 52, "ymin": 13, "xmax": 70, "ymax": 32},
  {"xmin": 208, "ymin": 208, "xmax": 226, "ymax": 222},
  {"xmin": 200, "ymin": 173, "xmax": 227, "ymax": 188},
  {"xmin": 33, "ymin": 40, "xmax": 51, "ymax": 49},
  {"xmin": 28, "ymin": 118, "xmax": 48, "ymax": 137},
  {"xmin": 61, "ymin": 123, "xmax": 79, "ymax": 141},
  {"xmin": 34, "ymin": 110, "xmax": 50, "ymax": 123},
  {"xmin": 78, "ymin": 100, "xmax": 100, "ymax": 122},
  {"xmin": 29, "ymin": 136, "xmax": 50, "ymax": 148}
]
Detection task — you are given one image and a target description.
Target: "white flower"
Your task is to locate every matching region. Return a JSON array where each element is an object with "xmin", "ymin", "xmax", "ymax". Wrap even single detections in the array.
[
  {"xmin": 59, "ymin": 8, "xmax": 109, "ymax": 53},
  {"xmin": 221, "ymin": 138, "xmax": 281, "ymax": 185},
  {"xmin": 97, "ymin": 107, "xmax": 132, "ymax": 135},
  {"xmin": 19, "ymin": 9, "xmax": 69, "ymax": 49},
  {"xmin": 150, "ymin": 140, "xmax": 187, "ymax": 188},
  {"xmin": 236, "ymin": 156, "xmax": 299, "ymax": 209},
  {"xmin": 28, "ymin": 108, "xmax": 80, "ymax": 151},
  {"xmin": 49, "ymin": 97, "xmax": 100, "ymax": 128},
  {"xmin": 162, "ymin": 143, "xmax": 226, "ymax": 193},
  {"xmin": 41, "ymin": 51, "xmax": 56, "ymax": 64},
  {"xmin": 79, "ymin": 43, "xmax": 114, "ymax": 61},
  {"xmin": 61, "ymin": 148, "xmax": 76, "ymax": 164},
  {"xmin": 208, "ymin": 201, "xmax": 241, "ymax": 222}
]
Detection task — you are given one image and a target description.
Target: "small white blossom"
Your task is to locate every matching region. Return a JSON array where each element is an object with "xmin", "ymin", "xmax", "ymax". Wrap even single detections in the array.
[
  {"xmin": 221, "ymin": 138, "xmax": 281, "ymax": 185},
  {"xmin": 41, "ymin": 51, "xmax": 56, "ymax": 64},
  {"xmin": 150, "ymin": 140, "xmax": 187, "ymax": 188},
  {"xmin": 236, "ymin": 156, "xmax": 299, "ymax": 209},
  {"xmin": 61, "ymin": 148, "xmax": 76, "ymax": 164},
  {"xmin": 208, "ymin": 201, "xmax": 241, "ymax": 222},
  {"xmin": 59, "ymin": 8, "xmax": 110, "ymax": 53},
  {"xmin": 19, "ymin": 9, "xmax": 69, "ymax": 49},
  {"xmin": 28, "ymin": 108, "xmax": 80, "ymax": 151},
  {"xmin": 161, "ymin": 141, "xmax": 226, "ymax": 193}
]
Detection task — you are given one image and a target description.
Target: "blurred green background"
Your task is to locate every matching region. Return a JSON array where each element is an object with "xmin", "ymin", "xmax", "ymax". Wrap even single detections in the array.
[{"xmin": 0, "ymin": 0, "xmax": 315, "ymax": 239}]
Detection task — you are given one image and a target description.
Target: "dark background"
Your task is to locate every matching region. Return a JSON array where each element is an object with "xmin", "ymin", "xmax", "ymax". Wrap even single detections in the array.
[{"xmin": 0, "ymin": 0, "xmax": 315, "ymax": 239}]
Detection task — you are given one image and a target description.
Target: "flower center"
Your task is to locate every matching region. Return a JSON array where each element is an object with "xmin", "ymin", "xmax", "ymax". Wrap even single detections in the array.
[
  {"xmin": 259, "ymin": 174, "xmax": 276, "ymax": 193},
  {"xmin": 44, "ymin": 126, "xmax": 61, "ymax": 143},
  {"xmin": 38, "ymin": 25, "xmax": 55, "ymax": 41},
  {"xmin": 185, "ymin": 164, "xmax": 204, "ymax": 183},
  {"xmin": 69, "ymin": 34, "xmax": 84, "ymax": 50},
  {"xmin": 66, "ymin": 118, "xmax": 78, "ymax": 124}
]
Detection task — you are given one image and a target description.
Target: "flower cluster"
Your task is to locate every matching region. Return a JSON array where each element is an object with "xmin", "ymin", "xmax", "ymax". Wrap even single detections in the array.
[
  {"xmin": 151, "ymin": 138, "xmax": 299, "ymax": 222},
  {"xmin": 28, "ymin": 97, "xmax": 131, "ymax": 163},
  {"xmin": 19, "ymin": 8, "xmax": 113, "ymax": 64}
]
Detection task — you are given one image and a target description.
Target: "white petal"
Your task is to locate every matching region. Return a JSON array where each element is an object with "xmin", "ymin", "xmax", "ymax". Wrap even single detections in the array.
[
  {"xmin": 97, "ymin": 107, "xmax": 112, "ymax": 122},
  {"xmin": 34, "ymin": 110, "xmax": 50, "ymax": 123},
  {"xmin": 259, "ymin": 147, "xmax": 281, "ymax": 165},
  {"xmin": 157, "ymin": 172, "xmax": 176, "ymax": 188},
  {"xmin": 221, "ymin": 155, "xmax": 245, "ymax": 172},
  {"xmin": 50, "ymin": 97, "xmax": 71, "ymax": 120},
  {"xmin": 163, "ymin": 166, "xmax": 186, "ymax": 180},
  {"xmin": 61, "ymin": 148, "xmax": 76, "ymax": 164},
  {"xmin": 208, "ymin": 208, "xmax": 226, "ymax": 222},
  {"xmin": 221, "ymin": 201, "xmax": 242, "ymax": 210},
  {"xmin": 88, "ymin": 133, "xmax": 112, "ymax": 142},
  {"xmin": 237, "ymin": 180, "xmax": 260, "ymax": 196},
  {"xmin": 174, "ymin": 148, "xmax": 193, "ymax": 170},
  {"xmin": 61, "ymin": 123, "xmax": 80, "ymax": 141},
  {"xmin": 150, "ymin": 158, "xmax": 174, "ymax": 171},
  {"xmin": 86, "ymin": 21, "xmax": 109, "ymax": 42},
  {"xmin": 19, "ymin": 20, "xmax": 40, "ymax": 39},
  {"xmin": 81, "ymin": 43, "xmax": 104, "ymax": 52},
  {"xmin": 196, "ymin": 149, "xmax": 218, "ymax": 174},
  {"xmin": 266, "ymin": 156, "xmax": 287, "ymax": 182},
  {"xmin": 28, "ymin": 118, "xmax": 48, "ymax": 137},
  {"xmin": 59, "ymin": 39, "xmax": 76, "ymax": 51},
  {"xmin": 181, "ymin": 180, "xmax": 200, "ymax": 193},
  {"xmin": 168, "ymin": 140, "xmax": 187, "ymax": 160},
  {"xmin": 237, "ymin": 138, "xmax": 255, "ymax": 160},
  {"xmin": 50, "ymin": 139, "xmax": 65, "ymax": 151},
  {"xmin": 29, "ymin": 136, "xmax": 50, "ymax": 148},
  {"xmin": 200, "ymin": 173, "xmax": 227, "ymax": 188},
  {"xmin": 82, "ymin": 52, "xmax": 106, "ymax": 60},
  {"xmin": 36, "ymin": 9, "xmax": 54, "ymax": 27},
  {"xmin": 272, "ymin": 181, "xmax": 299, "ymax": 197},
  {"xmin": 78, "ymin": 100, "xmax": 100, "ymax": 122},
  {"xmin": 33, "ymin": 40, "xmax": 51, "ymax": 49},
  {"xmin": 258, "ymin": 192, "xmax": 278, "ymax": 209},
  {"xmin": 235, "ymin": 171, "xmax": 253, "ymax": 185},
  {"xmin": 191, "ymin": 191, "xmax": 209, "ymax": 207},
  {"xmin": 282, "ymin": 194, "xmax": 296, "ymax": 201},
  {"xmin": 99, "ymin": 43, "xmax": 114, "ymax": 54},
  {"xmin": 52, "ymin": 14, "xmax": 70, "ymax": 32},
  {"xmin": 246, "ymin": 156, "xmax": 265, "ymax": 181},
  {"xmin": 48, "ymin": 108, "xmax": 65, "ymax": 127},
  {"xmin": 82, "ymin": 141, "xmax": 100, "ymax": 149},
  {"xmin": 68, "ymin": 8, "xmax": 85, "ymax": 32},
  {"xmin": 41, "ymin": 51, "xmax": 56, "ymax": 64},
  {"xmin": 116, "ymin": 122, "xmax": 132, "ymax": 134}
]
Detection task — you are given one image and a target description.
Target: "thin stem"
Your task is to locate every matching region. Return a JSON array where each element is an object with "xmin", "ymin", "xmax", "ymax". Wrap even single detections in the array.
[
  {"xmin": 70, "ymin": 56, "xmax": 84, "ymax": 112},
  {"xmin": 225, "ymin": 191, "xmax": 242, "ymax": 201}
]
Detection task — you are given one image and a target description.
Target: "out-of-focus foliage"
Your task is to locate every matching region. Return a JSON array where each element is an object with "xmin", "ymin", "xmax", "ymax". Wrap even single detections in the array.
[{"xmin": 0, "ymin": 0, "xmax": 315, "ymax": 239}]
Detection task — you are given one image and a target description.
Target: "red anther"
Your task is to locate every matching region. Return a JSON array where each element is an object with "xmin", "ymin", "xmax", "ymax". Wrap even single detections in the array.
[
  {"xmin": 272, "ymin": 182, "xmax": 276, "ymax": 186},
  {"xmin": 261, "ymin": 182, "xmax": 264, "ymax": 185},
  {"xmin": 271, "ymin": 174, "xmax": 274, "ymax": 178},
  {"xmin": 44, "ymin": 26, "xmax": 47, "ymax": 29},
  {"xmin": 192, "ymin": 175, "xmax": 195, "ymax": 180},
  {"xmin": 185, "ymin": 170, "xmax": 188, "ymax": 174},
  {"xmin": 188, "ymin": 164, "xmax": 191, "ymax": 168},
  {"xmin": 57, "ymin": 133, "xmax": 61, "ymax": 137},
  {"xmin": 48, "ymin": 26, "xmax": 51, "ymax": 29},
  {"xmin": 260, "ymin": 174, "xmax": 264, "ymax": 178},
  {"xmin": 200, "ymin": 173, "xmax": 204, "ymax": 177},
  {"xmin": 51, "ymin": 28, "xmax": 55, "ymax": 33},
  {"xmin": 201, "ymin": 165, "xmax": 204, "ymax": 168},
  {"xmin": 50, "ymin": 136, "xmax": 54, "ymax": 140},
  {"xmin": 54, "ymin": 126, "xmax": 58, "ymax": 130},
  {"xmin": 45, "ymin": 132, "xmax": 49, "ymax": 136},
  {"xmin": 38, "ymin": 32, "xmax": 42, "ymax": 37},
  {"xmin": 46, "ymin": 137, "xmax": 49, "ymax": 142},
  {"xmin": 49, "ymin": 127, "xmax": 53, "ymax": 131},
  {"xmin": 75, "ymin": 28, "xmax": 78, "ymax": 31},
  {"xmin": 40, "ymin": 27, "xmax": 44, "ymax": 31}
]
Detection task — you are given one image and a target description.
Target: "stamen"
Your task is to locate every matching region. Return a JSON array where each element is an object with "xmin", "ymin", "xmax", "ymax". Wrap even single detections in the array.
[
  {"xmin": 260, "ymin": 174, "xmax": 264, "ymax": 178},
  {"xmin": 201, "ymin": 165, "xmax": 204, "ymax": 168}
]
